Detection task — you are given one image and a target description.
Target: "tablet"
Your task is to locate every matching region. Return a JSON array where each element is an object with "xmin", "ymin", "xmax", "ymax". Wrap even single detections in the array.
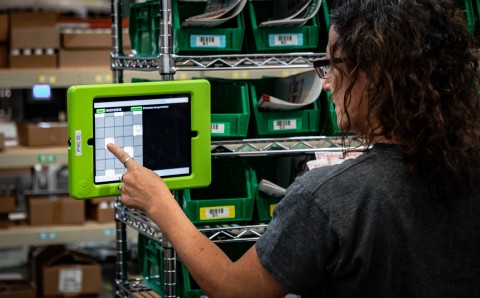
[{"xmin": 67, "ymin": 80, "xmax": 211, "ymax": 199}]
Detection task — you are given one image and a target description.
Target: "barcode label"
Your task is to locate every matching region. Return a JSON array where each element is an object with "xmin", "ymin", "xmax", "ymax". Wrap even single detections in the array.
[
  {"xmin": 211, "ymin": 123, "xmax": 225, "ymax": 134},
  {"xmin": 191, "ymin": 35, "xmax": 225, "ymax": 48},
  {"xmin": 200, "ymin": 206, "xmax": 235, "ymax": 220},
  {"xmin": 269, "ymin": 34, "xmax": 303, "ymax": 46},
  {"xmin": 58, "ymin": 268, "xmax": 82, "ymax": 293},
  {"xmin": 273, "ymin": 119, "xmax": 297, "ymax": 130}
]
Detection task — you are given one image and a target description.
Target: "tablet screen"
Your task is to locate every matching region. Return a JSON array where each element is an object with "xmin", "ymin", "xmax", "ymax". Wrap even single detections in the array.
[{"xmin": 93, "ymin": 94, "xmax": 191, "ymax": 184}]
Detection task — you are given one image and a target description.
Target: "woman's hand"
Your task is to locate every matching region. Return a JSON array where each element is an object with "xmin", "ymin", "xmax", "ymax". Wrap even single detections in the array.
[{"xmin": 106, "ymin": 143, "xmax": 173, "ymax": 214}]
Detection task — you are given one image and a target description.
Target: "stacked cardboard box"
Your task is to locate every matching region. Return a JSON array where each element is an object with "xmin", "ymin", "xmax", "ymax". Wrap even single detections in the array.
[
  {"xmin": 0, "ymin": 185, "xmax": 15, "ymax": 229},
  {"xmin": 9, "ymin": 12, "xmax": 59, "ymax": 68},
  {"xmin": 31, "ymin": 245, "xmax": 102, "ymax": 297},
  {"xmin": 1, "ymin": 12, "xmax": 131, "ymax": 69},
  {"xmin": 86, "ymin": 196, "xmax": 115, "ymax": 223},
  {"xmin": 28, "ymin": 195, "xmax": 85, "ymax": 226},
  {"xmin": 0, "ymin": 13, "xmax": 8, "ymax": 68},
  {"xmin": 0, "ymin": 279, "xmax": 36, "ymax": 298},
  {"xmin": 59, "ymin": 18, "xmax": 130, "ymax": 68},
  {"xmin": 17, "ymin": 121, "xmax": 68, "ymax": 147}
]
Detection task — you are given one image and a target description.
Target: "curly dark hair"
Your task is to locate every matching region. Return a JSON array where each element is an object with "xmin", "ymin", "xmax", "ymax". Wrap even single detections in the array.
[{"xmin": 329, "ymin": 0, "xmax": 480, "ymax": 198}]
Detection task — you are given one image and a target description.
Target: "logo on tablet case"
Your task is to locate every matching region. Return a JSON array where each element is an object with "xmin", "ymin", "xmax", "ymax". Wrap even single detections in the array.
[{"xmin": 75, "ymin": 130, "xmax": 82, "ymax": 156}]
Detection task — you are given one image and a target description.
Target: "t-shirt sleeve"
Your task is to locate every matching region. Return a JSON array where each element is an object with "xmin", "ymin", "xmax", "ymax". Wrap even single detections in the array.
[{"xmin": 255, "ymin": 177, "xmax": 336, "ymax": 295}]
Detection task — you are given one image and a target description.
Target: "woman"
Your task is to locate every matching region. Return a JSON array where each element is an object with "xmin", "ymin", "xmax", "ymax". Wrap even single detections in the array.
[{"xmin": 108, "ymin": 0, "xmax": 480, "ymax": 296}]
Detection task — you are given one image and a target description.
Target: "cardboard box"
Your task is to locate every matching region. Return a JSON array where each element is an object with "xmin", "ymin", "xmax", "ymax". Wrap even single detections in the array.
[
  {"xmin": 0, "ymin": 14, "xmax": 8, "ymax": 42},
  {"xmin": 31, "ymin": 245, "xmax": 102, "ymax": 297},
  {"xmin": 28, "ymin": 196, "xmax": 85, "ymax": 226},
  {"xmin": 0, "ymin": 214, "xmax": 9, "ymax": 229},
  {"xmin": 59, "ymin": 49, "xmax": 110, "ymax": 68},
  {"xmin": 87, "ymin": 197, "xmax": 115, "ymax": 223},
  {"xmin": 28, "ymin": 198, "xmax": 53, "ymax": 226},
  {"xmin": 54, "ymin": 197, "xmax": 85, "ymax": 225},
  {"xmin": 10, "ymin": 12, "xmax": 59, "ymax": 49},
  {"xmin": 9, "ymin": 54, "xmax": 57, "ymax": 69},
  {"xmin": 0, "ymin": 280, "xmax": 36, "ymax": 298},
  {"xmin": 0, "ymin": 132, "xmax": 4, "ymax": 151},
  {"xmin": 0, "ymin": 196, "xmax": 15, "ymax": 213},
  {"xmin": 17, "ymin": 122, "xmax": 67, "ymax": 147},
  {"xmin": 62, "ymin": 30, "xmax": 130, "ymax": 49},
  {"xmin": 0, "ymin": 44, "xmax": 7, "ymax": 68}
]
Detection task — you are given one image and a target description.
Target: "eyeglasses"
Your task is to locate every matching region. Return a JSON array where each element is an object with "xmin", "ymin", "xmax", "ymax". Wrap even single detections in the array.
[{"xmin": 313, "ymin": 57, "xmax": 344, "ymax": 79}]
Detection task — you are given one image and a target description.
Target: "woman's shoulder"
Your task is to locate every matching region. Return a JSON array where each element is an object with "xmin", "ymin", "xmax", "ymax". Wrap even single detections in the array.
[{"xmin": 296, "ymin": 144, "xmax": 404, "ymax": 199}]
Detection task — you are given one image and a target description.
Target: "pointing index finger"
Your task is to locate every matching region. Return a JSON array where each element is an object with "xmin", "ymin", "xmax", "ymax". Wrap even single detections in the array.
[{"xmin": 107, "ymin": 143, "xmax": 131, "ymax": 166}]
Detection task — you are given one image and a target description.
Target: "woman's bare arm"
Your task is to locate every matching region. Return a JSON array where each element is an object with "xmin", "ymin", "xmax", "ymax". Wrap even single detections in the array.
[{"xmin": 108, "ymin": 143, "xmax": 287, "ymax": 298}]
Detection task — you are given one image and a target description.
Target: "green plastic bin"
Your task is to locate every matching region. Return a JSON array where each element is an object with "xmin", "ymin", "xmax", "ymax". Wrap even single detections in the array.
[
  {"xmin": 474, "ymin": 0, "xmax": 480, "ymax": 38},
  {"xmin": 248, "ymin": 156, "xmax": 294, "ymax": 223},
  {"xmin": 256, "ymin": 195, "xmax": 282, "ymax": 223},
  {"xmin": 129, "ymin": 0, "xmax": 160, "ymax": 56},
  {"xmin": 319, "ymin": 91, "xmax": 341, "ymax": 136},
  {"xmin": 464, "ymin": 0, "xmax": 476, "ymax": 35},
  {"xmin": 248, "ymin": 79, "xmax": 321, "ymax": 137},
  {"xmin": 179, "ymin": 242, "xmax": 254, "ymax": 297},
  {"xmin": 173, "ymin": 0, "xmax": 245, "ymax": 54},
  {"xmin": 246, "ymin": 0, "xmax": 320, "ymax": 53},
  {"xmin": 317, "ymin": 0, "xmax": 331, "ymax": 52},
  {"xmin": 180, "ymin": 263, "xmax": 204, "ymax": 298},
  {"xmin": 137, "ymin": 234, "xmax": 166, "ymax": 295},
  {"xmin": 181, "ymin": 160, "xmax": 257, "ymax": 225},
  {"xmin": 210, "ymin": 79, "xmax": 250, "ymax": 139}
]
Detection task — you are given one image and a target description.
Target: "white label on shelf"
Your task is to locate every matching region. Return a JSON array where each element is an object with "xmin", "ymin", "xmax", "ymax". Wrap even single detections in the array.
[
  {"xmin": 58, "ymin": 268, "xmax": 82, "ymax": 293},
  {"xmin": 75, "ymin": 130, "xmax": 82, "ymax": 156},
  {"xmin": 273, "ymin": 119, "xmax": 297, "ymax": 130},
  {"xmin": 211, "ymin": 123, "xmax": 225, "ymax": 134}
]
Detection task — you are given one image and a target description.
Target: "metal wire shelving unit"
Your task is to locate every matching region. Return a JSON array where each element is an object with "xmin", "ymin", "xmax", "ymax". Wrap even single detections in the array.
[{"xmin": 110, "ymin": 0, "xmax": 340, "ymax": 297}]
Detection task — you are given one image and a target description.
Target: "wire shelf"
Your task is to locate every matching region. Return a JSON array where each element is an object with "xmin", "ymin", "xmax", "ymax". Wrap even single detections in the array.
[
  {"xmin": 116, "ymin": 279, "xmax": 161, "ymax": 297},
  {"xmin": 211, "ymin": 136, "xmax": 363, "ymax": 156},
  {"xmin": 115, "ymin": 201, "xmax": 268, "ymax": 245},
  {"xmin": 111, "ymin": 53, "xmax": 326, "ymax": 72}
]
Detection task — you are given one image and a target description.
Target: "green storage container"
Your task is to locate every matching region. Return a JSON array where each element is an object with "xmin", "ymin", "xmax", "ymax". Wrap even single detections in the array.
[
  {"xmin": 248, "ymin": 156, "xmax": 295, "ymax": 223},
  {"xmin": 129, "ymin": 0, "xmax": 160, "ymax": 56},
  {"xmin": 210, "ymin": 79, "xmax": 250, "ymax": 139},
  {"xmin": 181, "ymin": 160, "xmax": 257, "ymax": 225},
  {"xmin": 180, "ymin": 242, "xmax": 254, "ymax": 298},
  {"xmin": 317, "ymin": 0, "xmax": 331, "ymax": 52},
  {"xmin": 456, "ymin": 0, "xmax": 476, "ymax": 35},
  {"xmin": 248, "ymin": 79, "xmax": 321, "ymax": 137},
  {"xmin": 465, "ymin": 0, "xmax": 476, "ymax": 35},
  {"xmin": 474, "ymin": 0, "xmax": 480, "ymax": 37},
  {"xmin": 320, "ymin": 91, "xmax": 341, "ymax": 136},
  {"xmin": 137, "ymin": 234, "xmax": 167, "ymax": 295},
  {"xmin": 180, "ymin": 263, "xmax": 204, "ymax": 298},
  {"xmin": 172, "ymin": 0, "xmax": 245, "ymax": 54},
  {"xmin": 256, "ymin": 195, "xmax": 282, "ymax": 223},
  {"xmin": 246, "ymin": 0, "xmax": 320, "ymax": 53}
]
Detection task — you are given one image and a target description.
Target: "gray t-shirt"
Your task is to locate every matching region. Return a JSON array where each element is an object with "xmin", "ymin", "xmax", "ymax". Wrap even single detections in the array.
[{"xmin": 256, "ymin": 143, "xmax": 480, "ymax": 297}]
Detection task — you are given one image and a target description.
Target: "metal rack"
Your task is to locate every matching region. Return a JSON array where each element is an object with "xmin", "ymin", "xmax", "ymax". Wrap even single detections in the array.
[
  {"xmin": 110, "ymin": 0, "xmax": 332, "ymax": 297},
  {"xmin": 211, "ymin": 136, "xmax": 361, "ymax": 156},
  {"xmin": 112, "ymin": 53, "xmax": 325, "ymax": 71}
]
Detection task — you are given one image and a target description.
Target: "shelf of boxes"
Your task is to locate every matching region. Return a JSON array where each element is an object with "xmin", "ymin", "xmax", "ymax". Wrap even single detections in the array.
[
  {"xmin": 0, "ymin": 146, "xmax": 68, "ymax": 169},
  {"xmin": 0, "ymin": 220, "xmax": 138, "ymax": 248}
]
